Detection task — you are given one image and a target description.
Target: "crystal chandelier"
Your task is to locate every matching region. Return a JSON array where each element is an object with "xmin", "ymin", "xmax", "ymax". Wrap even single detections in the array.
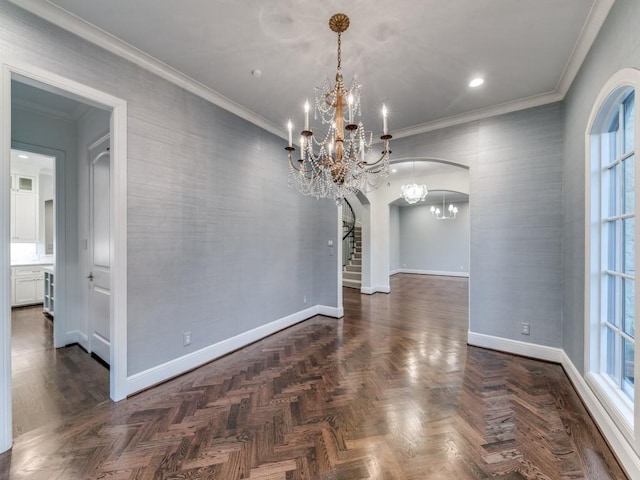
[
  {"xmin": 400, "ymin": 162, "xmax": 428, "ymax": 204},
  {"xmin": 286, "ymin": 13, "xmax": 392, "ymax": 200},
  {"xmin": 431, "ymin": 194, "xmax": 458, "ymax": 220}
]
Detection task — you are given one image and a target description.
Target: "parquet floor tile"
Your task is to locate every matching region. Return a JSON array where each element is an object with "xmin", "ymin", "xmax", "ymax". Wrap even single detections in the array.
[{"xmin": 0, "ymin": 274, "xmax": 628, "ymax": 479}]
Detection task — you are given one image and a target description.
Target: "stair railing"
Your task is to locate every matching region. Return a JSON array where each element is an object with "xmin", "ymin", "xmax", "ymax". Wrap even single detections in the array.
[{"xmin": 342, "ymin": 198, "xmax": 356, "ymax": 267}]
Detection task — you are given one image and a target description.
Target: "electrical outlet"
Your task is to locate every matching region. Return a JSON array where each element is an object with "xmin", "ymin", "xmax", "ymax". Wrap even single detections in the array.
[
  {"xmin": 521, "ymin": 323, "xmax": 530, "ymax": 335},
  {"xmin": 303, "ymin": 296, "xmax": 308, "ymax": 304},
  {"xmin": 183, "ymin": 331, "xmax": 192, "ymax": 346}
]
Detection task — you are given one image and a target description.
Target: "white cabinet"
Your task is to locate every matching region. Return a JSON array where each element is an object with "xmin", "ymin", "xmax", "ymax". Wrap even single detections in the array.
[
  {"xmin": 10, "ymin": 173, "xmax": 38, "ymax": 243},
  {"xmin": 11, "ymin": 193, "xmax": 37, "ymax": 242},
  {"xmin": 11, "ymin": 266, "xmax": 48, "ymax": 307},
  {"xmin": 11, "ymin": 174, "xmax": 36, "ymax": 194},
  {"xmin": 43, "ymin": 268, "xmax": 54, "ymax": 316}
]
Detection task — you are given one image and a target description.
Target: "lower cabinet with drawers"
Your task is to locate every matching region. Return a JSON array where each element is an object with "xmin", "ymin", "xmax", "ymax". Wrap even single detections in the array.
[{"xmin": 11, "ymin": 265, "xmax": 49, "ymax": 307}]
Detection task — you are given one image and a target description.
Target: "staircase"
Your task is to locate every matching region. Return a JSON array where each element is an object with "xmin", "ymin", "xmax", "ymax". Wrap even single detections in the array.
[{"xmin": 343, "ymin": 224, "xmax": 362, "ymax": 289}]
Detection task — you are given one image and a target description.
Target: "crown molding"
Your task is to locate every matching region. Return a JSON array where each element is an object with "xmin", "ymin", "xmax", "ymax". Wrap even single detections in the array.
[
  {"xmin": 8, "ymin": 0, "xmax": 286, "ymax": 140},
  {"xmin": 555, "ymin": 0, "xmax": 616, "ymax": 97},
  {"xmin": 8, "ymin": 0, "xmax": 615, "ymax": 141},
  {"xmin": 392, "ymin": 90, "xmax": 564, "ymax": 139}
]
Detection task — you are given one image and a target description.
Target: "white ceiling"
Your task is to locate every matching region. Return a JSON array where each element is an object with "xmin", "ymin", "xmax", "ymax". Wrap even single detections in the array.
[
  {"xmin": 10, "ymin": 0, "xmax": 613, "ymax": 139},
  {"xmin": 11, "ymin": 148, "xmax": 54, "ymax": 171}
]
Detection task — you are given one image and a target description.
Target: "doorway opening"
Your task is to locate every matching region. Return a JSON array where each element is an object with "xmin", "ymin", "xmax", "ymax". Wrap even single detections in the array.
[{"xmin": 1, "ymin": 64, "xmax": 128, "ymax": 453}]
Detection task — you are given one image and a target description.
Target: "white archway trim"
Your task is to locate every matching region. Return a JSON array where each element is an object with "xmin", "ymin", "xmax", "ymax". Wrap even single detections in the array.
[
  {"xmin": 1, "ymin": 62, "xmax": 128, "ymax": 454},
  {"xmin": 390, "ymin": 156, "xmax": 470, "ymax": 170}
]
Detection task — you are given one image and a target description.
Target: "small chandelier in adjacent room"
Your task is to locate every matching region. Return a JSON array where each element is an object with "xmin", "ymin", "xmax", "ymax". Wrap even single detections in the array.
[
  {"xmin": 285, "ymin": 13, "xmax": 392, "ymax": 201},
  {"xmin": 431, "ymin": 194, "xmax": 458, "ymax": 220},
  {"xmin": 400, "ymin": 162, "xmax": 428, "ymax": 204}
]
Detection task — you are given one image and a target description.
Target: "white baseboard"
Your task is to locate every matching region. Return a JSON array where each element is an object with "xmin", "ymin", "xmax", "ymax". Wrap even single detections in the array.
[
  {"xmin": 389, "ymin": 269, "xmax": 402, "ymax": 276},
  {"xmin": 317, "ymin": 305, "xmax": 343, "ymax": 318},
  {"xmin": 398, "ymin": 268, "xmax": 469, "ymax": 278},
  {"xmin": 561, "ymin": 352, "xmax": 640, "ymax": 479},
  {"xmin": 64, "ymin": 330, "xmax": 89, "ymax": 349},
  {"xmin": 467, "ymin": 331, "xmax": 563, "ymax": 363},
  {"xmin": 468, "ymin": 330, "xmax": 640, "ymax": 478},
  {"xmin": 126, "ymin": 304, "xmax": 339, "ymax": 395},
  {"xmin": 360, "ymin": 285, "xmax": 390, "ymax": 295}
]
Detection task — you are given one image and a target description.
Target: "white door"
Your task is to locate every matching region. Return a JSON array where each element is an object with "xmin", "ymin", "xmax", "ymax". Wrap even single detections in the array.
[{"xmin": 88, "ymin": 135, "xmax": 111, "ymax": 365}]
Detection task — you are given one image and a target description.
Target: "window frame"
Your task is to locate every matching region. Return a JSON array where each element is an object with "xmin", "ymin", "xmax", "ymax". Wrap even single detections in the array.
[{"xmin": 586, "ymin": 68, "xmax": 640, "ymax": 448}]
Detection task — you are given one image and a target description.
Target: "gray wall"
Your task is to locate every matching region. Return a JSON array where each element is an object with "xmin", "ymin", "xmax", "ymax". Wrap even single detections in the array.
[
  {"xmin": 391, "ymin": 102, "xmax": 563, "ymax": 347},
  {"xmin": 399, "ymin": 202, "xmax": 469, "ymax": 274},
  {"xmin": 1, "ymin": 2, "xmax": 337, "ymax": 376},
  {"xmin": 562, "ymin": 0, "xmax": 640, "ymax": 372}
]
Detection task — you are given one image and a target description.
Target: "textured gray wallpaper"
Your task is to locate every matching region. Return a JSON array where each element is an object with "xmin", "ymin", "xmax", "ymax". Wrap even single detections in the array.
[
  {"xmin": 391, "ymin": 103, "xmax": 564, "ymax": 347},
  {"xmin": 562, "ymin": 0, "xmax": 640, "ymax": 372},
  {"xmin": 0, "ymin": 1, "xmax": 338, "ymax": 375}
]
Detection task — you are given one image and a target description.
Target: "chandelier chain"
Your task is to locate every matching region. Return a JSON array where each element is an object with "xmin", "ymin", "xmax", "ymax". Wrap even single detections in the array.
[{"xmin": 337, "ymin": 32, "xmax": 342, "ymax": 71}]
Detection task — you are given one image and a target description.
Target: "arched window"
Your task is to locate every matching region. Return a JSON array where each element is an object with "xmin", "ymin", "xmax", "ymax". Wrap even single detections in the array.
[{"xmin": 586, "ymin": 69, "xmax": 640, "ymax": 444}]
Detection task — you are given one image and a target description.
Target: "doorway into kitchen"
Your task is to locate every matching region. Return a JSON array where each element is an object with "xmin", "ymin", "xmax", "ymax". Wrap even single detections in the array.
[{"xmin": 1, "ymin": 64, "xmax": 128, "ymax": 453}]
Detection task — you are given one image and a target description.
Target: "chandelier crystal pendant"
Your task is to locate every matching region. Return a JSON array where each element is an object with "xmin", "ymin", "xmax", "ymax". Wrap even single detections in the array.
[
  {"xmin": 401, "ymin": 161, "xmax": 428, "ymax": 204},
  {"xmin": 285, "ymin": 13, "xmax": 392, "ymax": 201},
  {"xmin": 431, "ymin": 194, "xmax": 458, "ymax": 220}
]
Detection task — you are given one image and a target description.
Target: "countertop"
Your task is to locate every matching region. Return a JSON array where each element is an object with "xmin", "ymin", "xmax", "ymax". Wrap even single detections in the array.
[{"xmin": 11, "ymin": 259, "xmax": 54, "ymax": 267}]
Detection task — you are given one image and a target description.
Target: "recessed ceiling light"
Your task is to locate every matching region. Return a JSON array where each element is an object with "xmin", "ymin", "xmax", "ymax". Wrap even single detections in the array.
[
  {"xmin": 17, "ymin": 154, "xmax": 29, "ymax": 159},
  {"xmin": 469, "ymin": 77, "xmax": 484, "ymax": 88},
  {"xmin": 251, "ymin": 69, "xmax": 262, "ymax": 78},
  {"xmin": 392, "ymin": 168, "xmax": 397, "ymax": 173}
]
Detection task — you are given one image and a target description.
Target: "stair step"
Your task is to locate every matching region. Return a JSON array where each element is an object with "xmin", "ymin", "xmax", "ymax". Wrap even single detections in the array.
[
  {"xmin": 343, "ymin": 271, "xmax": 361, "ymax": 281},
  {"xmin": 343, "ymin": 279, "xmax": 361, "ymax": 289},
  {"xmin": 350, "ymin": 259, "xmax": 362, "ymax": 266},
  {"xmin": 345, "ymin": 264, "xmax": 361, "ymax": 272}
]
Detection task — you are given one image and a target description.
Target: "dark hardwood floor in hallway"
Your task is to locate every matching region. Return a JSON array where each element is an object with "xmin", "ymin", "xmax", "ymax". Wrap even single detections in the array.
[
  {"xmin": 0, "ymin": 274, "xmax": 627, "ymax": 479},
  {"xmin": 10, "ymin": 306, "xmax": 110, "ymax": 438}
]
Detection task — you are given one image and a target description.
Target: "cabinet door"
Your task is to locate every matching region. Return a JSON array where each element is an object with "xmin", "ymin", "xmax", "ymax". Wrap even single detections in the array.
[
  {"xmin": 12, "ymin": 193, "xmax": 37, "ymax": 242},
  {"xmin": 14, "ymin": 277, "xmax": 37, "ymax": 305},
  {"xmin": 13, "ymin": 174, "xmax": 35, "ymax": 193}
]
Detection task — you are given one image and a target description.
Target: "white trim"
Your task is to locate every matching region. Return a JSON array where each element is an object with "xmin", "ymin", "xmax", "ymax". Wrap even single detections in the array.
[
  {"xmin": 360, "ymin": 285, "xmax": 391, "ymax": 295},
  {"xmin": 395, "ymin": 268, "xmax": 469, "ymax": 278},
  {"xmin": 555, "ymin": 0, "xmax": 616, "ymax": 96},
  {"xmin": 126, "ymin": 304, "xmax": 342, "ymax": 395},
  {"xmin": 393, "ymin": 91, "xmax": 564, "ymax": 139},
  {"xmin": 389, "ymin": 268, "xmax": 402, "ymax": 276},
  {"xmin": 0, "ymin": 64, "xmax": 11, "ymax": 454},
  {"xmin": 585, "ymin": 68, "xmax": 640, "ymax": 450},
  {"xmin": 8, "ymin": 0, "xmax": 284, "ymax": 141},
  {"xmin": 318, "ymin": 305, "xmax": 344, "ymax": 318},
  {"xmin": 562, "ymin": 352, "xmax": 640, "ymax": 479},
  {"xmin": 7, "ymin": 0, "xmax": 614, "ymax": 142},
  {"xmin": 467, "ymin": 331, "xmax": 563, "ymax": 363}
]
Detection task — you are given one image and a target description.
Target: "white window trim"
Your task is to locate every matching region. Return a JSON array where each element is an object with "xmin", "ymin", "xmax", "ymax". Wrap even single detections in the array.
[{"xmin": 585, "ymin": 67, "xmax": 640, "ymax": 450}]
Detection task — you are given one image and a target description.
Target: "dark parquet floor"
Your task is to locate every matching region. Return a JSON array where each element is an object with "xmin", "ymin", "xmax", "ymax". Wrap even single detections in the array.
[
  {"xmin": 0, "ymin": 274, "xmax": 628, "ymax": 479},
  {"xmin": 10, "ymin": 306, "xmax": 110, "ymax": 438}
]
